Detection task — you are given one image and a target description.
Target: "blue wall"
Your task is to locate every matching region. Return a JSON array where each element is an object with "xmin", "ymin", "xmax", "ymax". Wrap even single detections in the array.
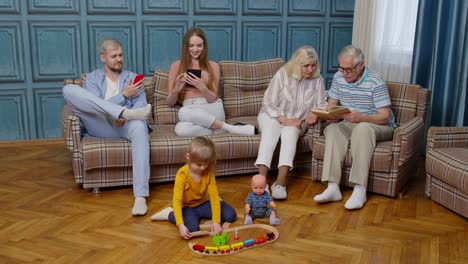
[{"xmin": 0, "ymin": 0, "xmax": 354, "ymax": 140}]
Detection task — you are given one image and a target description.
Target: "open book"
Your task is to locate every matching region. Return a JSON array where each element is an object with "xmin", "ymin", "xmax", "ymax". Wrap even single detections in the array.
[{"xmin": 310, "ymin": 106, "xmax": 351, "ymax": 120}]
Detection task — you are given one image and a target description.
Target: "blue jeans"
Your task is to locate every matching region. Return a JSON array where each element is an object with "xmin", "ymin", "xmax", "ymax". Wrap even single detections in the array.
[{"xmin": 168, "ymin": 200, "xmax": 237, "ymax": 232}]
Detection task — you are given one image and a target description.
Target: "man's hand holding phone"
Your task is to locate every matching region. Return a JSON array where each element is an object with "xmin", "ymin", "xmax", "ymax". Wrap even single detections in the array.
[
  {"xmin": 122, "ymin": 74, "xmax": 144, "ymax": 99},
  {"xmin": 114, "ymin": 119, "xmax": 127, "ymax": 127},
  {"xmin": 133, "ymin": 73, "xmax": 144, "ymax": 85}
]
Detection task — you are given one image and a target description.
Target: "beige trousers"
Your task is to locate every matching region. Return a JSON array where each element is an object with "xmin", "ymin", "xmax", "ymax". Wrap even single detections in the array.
[{"xmin": 321, "ymin": 122, "xmax": 394, "ymax": 186}]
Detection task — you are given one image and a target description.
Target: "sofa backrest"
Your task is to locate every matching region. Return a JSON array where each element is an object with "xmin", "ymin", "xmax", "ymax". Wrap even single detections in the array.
[
  {"xmin": 151, "ymin": 58, "xmax": 284, "ymax": 125},
  {"xmin": 219, "ymin": 58, "xmax": 284, "ymax": 119},
  {"xmin": 386, "ymin": 81, "xmax": 431, "ymax": 126},
  {"xmin": 152, "ymin": 70, "xmax": 179, "ymax": 125}
]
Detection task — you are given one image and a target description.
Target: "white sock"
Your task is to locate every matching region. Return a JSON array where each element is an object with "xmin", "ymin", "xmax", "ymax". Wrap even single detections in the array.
[
  {"xmin": 314, "ymin": 182, "xmax": 342, "ymax": 203},
  {"xmin": 345, "ymin": 185, "xmax": 367, "ymax": 210},
  {"xmin": 122, "ymin": 104, "xmax": 151, "ymax": 120},
  {"xmin": 222, "ymin": 123, "xmax": 255, "ymax": 135},
  {"xmin": 269, "ymin": 216, "xmax": 280, "ymax": 225},
  {"xmin": 244, "ymin": 215, "xmax": 253, "ymax": 225},
  {"xmin": 131, "ymin": 197, "xmax": 147, "ymax": 216},
  {"xmin": 150, "ymin": 207, "xmax": 173, "ymax": 221}
]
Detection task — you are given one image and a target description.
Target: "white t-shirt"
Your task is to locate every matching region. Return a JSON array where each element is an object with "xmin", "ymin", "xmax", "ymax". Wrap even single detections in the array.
[{"xmin": 105, "ymin": 76, "xmax": 119, "ymax": 100}]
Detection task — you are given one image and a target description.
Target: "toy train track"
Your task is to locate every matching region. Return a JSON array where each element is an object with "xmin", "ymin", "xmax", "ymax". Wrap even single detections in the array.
[{"xmin": 188, "ymin": 224, "xmax": 279, "ymax": 256}]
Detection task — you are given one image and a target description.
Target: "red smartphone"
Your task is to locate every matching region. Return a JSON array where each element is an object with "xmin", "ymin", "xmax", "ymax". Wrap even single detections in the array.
[{"xmin": 133, "ymin": 74, "xmax": 144, "ymax": 84}]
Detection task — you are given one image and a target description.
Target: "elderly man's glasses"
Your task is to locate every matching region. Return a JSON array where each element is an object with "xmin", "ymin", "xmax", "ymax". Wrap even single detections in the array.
[{"xmin": 338, "ymin": 61, "xmax": 361, "ymax": 74}]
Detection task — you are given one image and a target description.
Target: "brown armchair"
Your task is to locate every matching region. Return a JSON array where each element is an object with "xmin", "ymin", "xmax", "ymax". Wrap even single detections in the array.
[
  {"xmin": 311, "ymin": 82, "xmax": 431, "ymax": 197},
  {"xmin": 425, "ymin": 127, "xmax": 468, "ymax": 218}
]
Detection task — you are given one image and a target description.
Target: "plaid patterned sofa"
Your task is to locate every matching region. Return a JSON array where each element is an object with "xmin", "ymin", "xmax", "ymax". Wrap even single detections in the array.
[
  {"xmin": 310, "ymin": 82, "xmax": 431, "ymax": 197},
  {"xmin": 425, "ymin": 127, "xmax": 468, "ymax": 218},
  {"xmin": 62, "ymin": 58, "xmax": 315, "ymax": 192}
]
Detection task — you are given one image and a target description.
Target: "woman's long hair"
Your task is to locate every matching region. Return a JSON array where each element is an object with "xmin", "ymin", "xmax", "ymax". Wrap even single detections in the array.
[{"xmin": 176, "ymin": 27, "xmax": 216, "ymax": 102}]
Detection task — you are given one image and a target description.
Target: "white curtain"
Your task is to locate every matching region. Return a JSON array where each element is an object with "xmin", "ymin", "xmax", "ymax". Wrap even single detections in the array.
[{"xmin": 352, "ymin": 0, "xmax": 419, "ymax": 82}]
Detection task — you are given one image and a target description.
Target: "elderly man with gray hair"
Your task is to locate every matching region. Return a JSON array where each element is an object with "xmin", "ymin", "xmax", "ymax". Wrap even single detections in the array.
[
  {"xmin": 62, "ymin": 39, "xmax": 152, "ymax": 215},
  {"xmin": 314, "ymin": 45, "xmax": 395, "ymax": 210}
]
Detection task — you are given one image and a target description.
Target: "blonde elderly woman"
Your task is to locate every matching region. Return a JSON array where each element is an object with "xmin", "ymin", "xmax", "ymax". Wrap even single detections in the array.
[{"xmin": 255, "ymin": 46, "xmax": 327, "ymax": 199}]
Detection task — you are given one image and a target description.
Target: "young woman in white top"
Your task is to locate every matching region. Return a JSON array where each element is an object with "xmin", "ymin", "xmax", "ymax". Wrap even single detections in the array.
[{"xmin": 167, "ymin": 27, "xmax": 256, "ymax": 136}]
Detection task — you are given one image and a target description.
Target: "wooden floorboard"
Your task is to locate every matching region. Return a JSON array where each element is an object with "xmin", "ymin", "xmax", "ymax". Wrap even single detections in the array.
[{"xmin": 0, "ymin": 141, "xmax": 466, "ymax": 263}]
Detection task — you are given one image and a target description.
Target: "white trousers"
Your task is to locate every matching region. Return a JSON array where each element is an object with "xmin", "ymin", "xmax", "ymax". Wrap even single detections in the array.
[
  {"xmin": 63, "ymin": 84, "xmax": 150, "ymax": 197},
  {"xmin": 255, "ymin": 112, "xmax": 306, "ymax": 169},
  {"xmin": 175, "ymin": 97, "xmax": 225, "ymax": 136},
  {"xmin": 321, "ymin": 122, "xmax": 394, "ymax": 186}
]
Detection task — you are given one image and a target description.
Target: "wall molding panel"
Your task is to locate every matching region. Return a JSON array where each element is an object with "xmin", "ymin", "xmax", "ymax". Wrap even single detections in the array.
[
  {"xmin": 30, "ymin": 22, "xmax": 82, "ymax": 81},
  {"xmin": 328, "ymin": 22, "xmax": 353, "ymax": 73},
  {"xmin": 0, "ymin": 0, "xmax": 20, "ymax": 14},
  {"xmin": 0, "ymin": 22, "xmax": 24, "ymax": 82},
  {"xmin": 287, "ymin": 22, "xmax": 324, "ymax": 61},
  {"xmin": 242, "ymin": 22, "xmax": 282, "ymax": 61},
  {"xmin": 0, "ymin": 0, "xmax": 354, "ymax": 140},
  {"xmin": 194, "ymin": 0, "xmax": 236, "ymax": 15},
  {"xmin": 143, "ymin": 0, "xmax": 187, "ymax": 14},
  {"xmin": 195, "ymin": 21, "xmax": 236, "ymax": 62},
  {"xmin": 87, "ymin": 0, "xmax": 135, "ymax": 14},
  {"xmin": 331, "ymin": 0, "xmax": 355, "ymax": 17},
  {"xmin": 288, "ymin": 0, "xmax": 325, "ymax": 16},
  {"xmin": 243, "ymin": 0, "xmax": 282, "ymax": 16},
  {"xmin": 143, "ymin": 22, "xmax": 187, "ymax": 75},
  {"xmin": 28, "ymin": 0, "xmax": 80, "ymax": 14},
  {"xmin": 0, "ymin": 90, "xmax": 28, "ymax": 140},
  {"xmin": 34, "ymin": 89, "xmax": 64, "ymax": 138}
]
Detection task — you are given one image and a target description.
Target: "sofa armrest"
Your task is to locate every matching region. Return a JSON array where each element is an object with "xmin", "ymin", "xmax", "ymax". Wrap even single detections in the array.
[
  {"xmin": 427, "ymin": 126, "xmax": 468, "ymax": 150},
  {"xmin": 307, "ymin": 120, "xmax": 325, "ymax": 150},
  {"xmin": 310, "ymin": 120, "xmax": 329, "ymax": 139},
  {"xmin": 61, "ymin": 104, "xmax": 82, "ymax": 152},
  {"xmin": 392, "ymin": 116, "xmax": 425, "ymax": 164}
]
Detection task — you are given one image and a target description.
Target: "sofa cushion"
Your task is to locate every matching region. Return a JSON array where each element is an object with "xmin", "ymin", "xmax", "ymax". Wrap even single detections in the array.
[
  {"xmin": 82, "ymin": 137, "xmax": 132, "ymax": 170},
  {"xmin": 426, "ymin": 147, "xmax": 468, "ymax": 193},
  {"xmin": 312, "ymin": 136, "xmax": 394, "ymax": 173},
  {"xmin": 81, "ymin": 125, "xmax": 313, "ymax": 171},
  {"xmin": 219, "ymin": 58, "xmax": 283, "ymax": 119},
  {"xmin": 149, "ymin": 125, "xmax": 311, "ymax": 164},
  {"xmin": 152, "ymin": 70, "xmax": 179, "ymax": 125}
]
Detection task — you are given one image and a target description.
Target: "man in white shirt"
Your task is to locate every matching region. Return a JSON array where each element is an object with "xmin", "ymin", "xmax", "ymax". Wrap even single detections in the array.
[{"xmin": 62, "ymin": 39, "xmax": 152, "ymax": 216}]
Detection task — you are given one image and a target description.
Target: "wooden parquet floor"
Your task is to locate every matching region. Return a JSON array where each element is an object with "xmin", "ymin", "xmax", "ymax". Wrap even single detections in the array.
[{"xmin": 0, "ymin": 140, "xmax": 466, "ymax": 264}]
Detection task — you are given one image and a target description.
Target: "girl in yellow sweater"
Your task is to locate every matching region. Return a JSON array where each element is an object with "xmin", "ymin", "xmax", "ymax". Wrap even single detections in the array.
[{"xmin": 150, "ymin": 137, "xmax": 237, "ymax": 239}]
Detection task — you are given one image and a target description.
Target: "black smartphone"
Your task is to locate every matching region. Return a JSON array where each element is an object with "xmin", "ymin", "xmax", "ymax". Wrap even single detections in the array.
[{"xmin": 186, "ymin": 69, "xmax": 201, "ymax": 87}]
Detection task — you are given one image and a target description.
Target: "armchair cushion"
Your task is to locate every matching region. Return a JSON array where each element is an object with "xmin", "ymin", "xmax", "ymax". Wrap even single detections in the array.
[
  {"xmin": 425, "ymin": 126, "xmax": 468, "ymax": 218},
  {"xmin": 426, "ymin": 148, "xmax": 468, "ymax": 194}
]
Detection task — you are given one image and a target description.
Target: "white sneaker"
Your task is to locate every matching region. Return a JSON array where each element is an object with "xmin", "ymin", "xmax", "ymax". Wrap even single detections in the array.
[
  {"xmin": 265, "ymin": 184, "xmax": 270, "ymax": 195},
  {"xmin": 271, "ymin": 183, "xmax": 287, "ymax": 200}
]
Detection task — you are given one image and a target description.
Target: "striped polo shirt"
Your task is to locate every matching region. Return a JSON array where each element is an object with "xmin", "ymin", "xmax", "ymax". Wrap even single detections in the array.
[{"xmin": 328, "ymin": 68, "xmax": 396, "ymax": 128}]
